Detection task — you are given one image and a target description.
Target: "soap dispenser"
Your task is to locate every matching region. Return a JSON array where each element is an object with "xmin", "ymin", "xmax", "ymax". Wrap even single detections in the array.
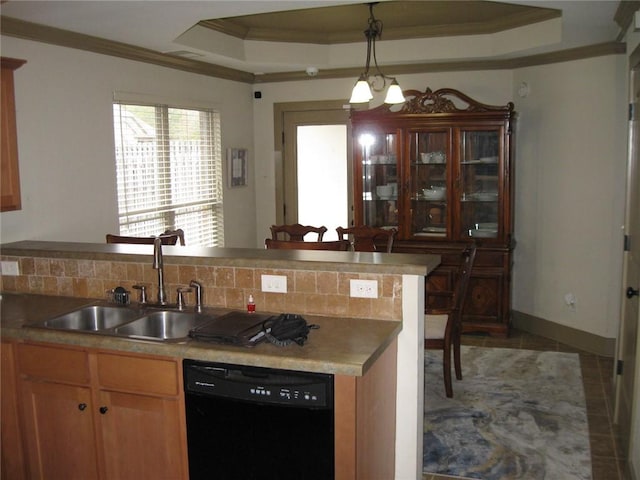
[{"xmin": 247, "ymin": 294, "xmax": 256, "ymax": 313}]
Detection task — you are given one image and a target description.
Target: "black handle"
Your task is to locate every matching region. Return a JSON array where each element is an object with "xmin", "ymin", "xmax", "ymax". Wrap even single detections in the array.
[
  {"xmin": 78, "ymin": 403, "xmax": 87, "ymax": 411},
  {"xmin": 99, "ymin": 406, "xmax": 108, "ymax": 414},
  {"xmin": 627, "ymin": 287, "xmax": 640, "ymax": 299}
]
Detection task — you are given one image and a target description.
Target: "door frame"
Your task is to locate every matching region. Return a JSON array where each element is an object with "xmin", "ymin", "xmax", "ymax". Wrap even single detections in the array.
[
  {"xmin": 613, "ymin": 42, "xmax": 640, "ymax": 476},
  {"xmin": 273, "ymin": 100, "xmax": 353, "ymax": 226}
]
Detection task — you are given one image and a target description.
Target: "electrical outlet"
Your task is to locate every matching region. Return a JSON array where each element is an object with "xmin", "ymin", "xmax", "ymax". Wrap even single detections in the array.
[
  {"xmin": 261, "ymin": 274, "xmax": 287, "ymax": 293},
  {"xmin": 0, "ymin": 261, "xmax": 19, "ymax": 276},
  {"xmin": 350, "ymin": 279, "xmax": 378, "ymax": 298},
  {"xmin": 564, "ymin": 292, "xmax": 577, "ymax": 311}
]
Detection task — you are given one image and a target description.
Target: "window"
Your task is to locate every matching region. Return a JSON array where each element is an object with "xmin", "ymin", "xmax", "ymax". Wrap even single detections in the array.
[{"xmin": 112, "ymin": 102, "xmax": 224, "ymax": 246}]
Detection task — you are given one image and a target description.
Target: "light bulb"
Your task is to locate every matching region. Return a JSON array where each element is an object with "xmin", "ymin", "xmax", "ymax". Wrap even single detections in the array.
[
  {"xmin": 384, "ymin": 79, "xmax": 405, "ymax": 104},
  {"xmin": 350, "ymin": 75, "xmax": 373, "ymax": 103}
]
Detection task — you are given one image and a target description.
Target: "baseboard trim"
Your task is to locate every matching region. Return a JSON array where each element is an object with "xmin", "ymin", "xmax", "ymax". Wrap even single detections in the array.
[{"xmin": 511, "ymin": 310, "xmax": 616, "ymax": 357}]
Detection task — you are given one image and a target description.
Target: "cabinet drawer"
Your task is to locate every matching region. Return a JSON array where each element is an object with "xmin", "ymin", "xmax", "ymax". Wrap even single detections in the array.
[
  {"xmin": 17, "ymin": 343, "xmax": 90, "ymax": 384},
  {"xmin": 96, "ymin": 353, "xmax": 179, "ymax": 396}
]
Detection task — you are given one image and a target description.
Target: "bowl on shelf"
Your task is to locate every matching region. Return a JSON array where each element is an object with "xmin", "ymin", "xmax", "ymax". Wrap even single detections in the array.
[
  {"xmin": 422, "ymin": 188, "xmax": 446, "ymax": 200},
  {"xmin": 420, "ymin": 151, "xmax": 446, "ymax": 164},
  {"xmin": 376, "ymin": 185, "xmax": 394, "ymax": 198}
]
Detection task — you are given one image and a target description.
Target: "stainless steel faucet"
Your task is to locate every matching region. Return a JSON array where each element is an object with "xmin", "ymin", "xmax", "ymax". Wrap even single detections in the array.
[
  {"xmin": 189, "ymin": 280, "xmax": 203, "ymax": 312},
  {"xmin": 153, "ymin": 237, "xmax": 168, "ymax": 305}
]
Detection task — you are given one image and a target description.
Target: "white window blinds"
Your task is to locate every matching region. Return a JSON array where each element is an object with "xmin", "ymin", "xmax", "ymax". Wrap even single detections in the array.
[{"xmin": 113, "ymin": 103, "xmax": 224, "ymax": 247}]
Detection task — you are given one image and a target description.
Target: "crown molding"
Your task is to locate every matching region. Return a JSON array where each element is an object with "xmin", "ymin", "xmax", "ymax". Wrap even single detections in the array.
[
  {"xmin": 0, "ymin": 15, "xmax": 626, "ymax": 86},
  {"xmin": 0, "ymin": 16, "xmax": 255, "ymax": 84},
  {"xmin": 255, "ymin": 42, "xmax": 626, "ymax": 83},
  {"xmin": 614, "ymin": 0, "xmax": 640, "ymax": 40}
]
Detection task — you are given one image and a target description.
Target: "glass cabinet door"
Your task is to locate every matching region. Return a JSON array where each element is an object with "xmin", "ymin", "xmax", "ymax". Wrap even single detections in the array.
[
  {"xmin": 459, "ymin": 129, "xmax": 500, "ymax": 239},
  {"xmin": 359, "ymin": 132, "xmax": 399, "ymax": 229},
  {"xmin": 409, "ymin": 130, "xmax": 449, "ymax": 239}
]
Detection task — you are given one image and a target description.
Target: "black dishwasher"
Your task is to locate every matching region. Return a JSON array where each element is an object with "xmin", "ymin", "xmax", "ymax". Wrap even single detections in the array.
[{"xmin": 183, "ymin": 359, "xmax": 334, "ymax": 480}]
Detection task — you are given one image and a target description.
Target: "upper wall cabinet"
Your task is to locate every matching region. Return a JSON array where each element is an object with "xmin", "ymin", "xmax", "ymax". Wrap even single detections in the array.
[
  {"xmin": 1, "ymin": 57, "xmax": 26, "ymax": 212},
  {"xmin": 351, "ymin": 87, "xmax": 516, "ymax": 336}
]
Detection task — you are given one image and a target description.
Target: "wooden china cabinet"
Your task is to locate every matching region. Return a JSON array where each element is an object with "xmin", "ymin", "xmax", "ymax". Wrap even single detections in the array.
[{"xmin": 351, "ymin": 87, "xmax": 516, "ymax": 336}]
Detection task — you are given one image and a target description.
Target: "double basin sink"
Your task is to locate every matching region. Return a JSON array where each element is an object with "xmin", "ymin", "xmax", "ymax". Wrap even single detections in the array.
[{"xmin": 26, "ymin": 303, "xmax": 215, "ymax": 342}]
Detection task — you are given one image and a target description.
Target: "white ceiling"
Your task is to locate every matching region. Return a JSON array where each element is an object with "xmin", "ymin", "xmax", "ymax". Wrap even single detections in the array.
[{"xmin": 0, "ymin": 1, "xmax": 623, "ymax": 75}]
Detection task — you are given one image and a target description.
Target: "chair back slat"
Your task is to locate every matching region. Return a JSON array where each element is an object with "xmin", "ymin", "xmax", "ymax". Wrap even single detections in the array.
[
  {"xmin": 451, "ymin": 245, "xmax": 477, "ymax": 321},
  {"xmin": 270, "ymin": 224, "xmax": 327, "ymax": 241},
  {"xmin": 336, "ymin": 226, "xmax": 397, "ymax": 253}
]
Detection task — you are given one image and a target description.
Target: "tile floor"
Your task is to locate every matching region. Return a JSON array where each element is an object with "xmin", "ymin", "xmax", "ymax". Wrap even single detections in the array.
[{"xmin": 422, "ymin": 328, "xmax": 628, "ymax": 480}]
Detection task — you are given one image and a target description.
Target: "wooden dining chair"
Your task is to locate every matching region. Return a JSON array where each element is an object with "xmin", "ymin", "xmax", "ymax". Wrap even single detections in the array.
[
  {"xmin": 424, "ymin": 245, "xmax": 476, "ymax": 398},
  {"xmin": 270, "ymin": 223, "xmax": 328, "ymax": 241},
  {"xmin": 106, "ymin": 228, "xmax": 185, "ymax": 246},
  {"xmin": 265, "ymin": 239, "xmax": 350, "ymax": 251},
  {"xmin": 336, "ymin": 226, "xmax": 397, "ymax": 253}
]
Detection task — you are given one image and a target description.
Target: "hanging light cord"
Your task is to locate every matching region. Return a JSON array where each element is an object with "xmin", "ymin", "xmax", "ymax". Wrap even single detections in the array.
[{"xmin": 362, "ymin": 3, "xmax": 395, "ymax": 91}]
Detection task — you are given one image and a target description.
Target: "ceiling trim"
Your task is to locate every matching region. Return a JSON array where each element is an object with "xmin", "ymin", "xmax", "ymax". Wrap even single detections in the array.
[
  {"xmin": 614, "ymin": 0, "xmax": 640, "ymax": 41},
  {"xmin": 0, "ymin": 15, "xmax": 625, "ymax": 86},
  {"xmin": 0, "ymin": 16, "xmax": 255, "ymax": 84},
  {"xmin": 198, "ymin": 8, "xmax": 560, "ymax": 44},
  {"xmin": 255, "ymin": 42, "xmax": 626, "ymax": 83}
]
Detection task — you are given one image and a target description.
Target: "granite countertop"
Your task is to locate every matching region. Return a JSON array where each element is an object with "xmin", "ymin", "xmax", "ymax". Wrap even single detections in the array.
[
  {"xmin": 0, "ymin": 240, "xmax": 438, "ymax": 275},
  {"xmin": 0, "ymin": 293, "xmax": 401, "ymax": 377}
]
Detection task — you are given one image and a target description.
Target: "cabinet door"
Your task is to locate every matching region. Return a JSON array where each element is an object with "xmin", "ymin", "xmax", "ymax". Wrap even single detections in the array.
[
  {"xmin": 98, "ymin": 390, "xmax": 187, "ymax": 480},
  {"xmin": 457, "ymin": 128, "xmax": 503, "ymax": 241},
  {"xmin": 1, "ymin": 58, "xmax": 25, "ymax": 212},
  {"xmin": 1, "ymin": 341, "xmax": 26, "ymax": 480},
  {"xmin": 407, "ymin": 129, "xmax": 451, "ymax": 240},
  {"xmin": 356, "ymin": 129, "xmax": 400, "ymax": 229},
  {"xmin": 20, "ymin": 380, "xmax": 99, "ymax": 480}
]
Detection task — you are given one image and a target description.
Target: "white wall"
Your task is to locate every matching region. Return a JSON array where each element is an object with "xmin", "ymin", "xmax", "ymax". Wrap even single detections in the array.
[
  {"xmin": 0, "ymin": 36, "xmax": 257, "ymax": 247},
  {"xmin": 512, "ymin": 55, "xmax": 627, "ymax": 339}
]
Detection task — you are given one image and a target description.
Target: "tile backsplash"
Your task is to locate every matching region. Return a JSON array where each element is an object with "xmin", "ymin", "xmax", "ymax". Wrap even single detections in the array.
[{"xmin": 0, "ymin": 255, "xmax": 403, "ymax": 321}]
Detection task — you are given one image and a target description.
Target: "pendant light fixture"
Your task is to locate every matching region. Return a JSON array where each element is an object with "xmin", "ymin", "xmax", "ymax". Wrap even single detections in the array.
[{"xmin": 349, "ymin": 2, "xmax": 405, "ymax": 104}]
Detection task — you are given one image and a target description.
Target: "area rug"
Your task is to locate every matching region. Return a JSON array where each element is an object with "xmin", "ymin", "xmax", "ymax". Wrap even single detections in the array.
[{"xmin": 423, "ymin": 346, "xmax": 592, "ymax": 480}]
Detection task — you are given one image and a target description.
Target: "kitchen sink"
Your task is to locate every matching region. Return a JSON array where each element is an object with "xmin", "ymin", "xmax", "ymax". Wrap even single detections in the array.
[
  {"xmin": 113, "ymin": 310, "xmax": 209, "ymax": 341},
  {"xmin": 42, "ymin": 305, "xmax": 140, "ymax": 331}
]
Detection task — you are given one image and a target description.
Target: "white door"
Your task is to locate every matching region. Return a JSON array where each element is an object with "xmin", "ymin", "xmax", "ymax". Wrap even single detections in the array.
[
  {"xmin": 280, "ymin": 106, "xmax": 352, "ymax": 238},
  {"xmin": 614, "ymin": 51, "xmax": 640, "ymax": 469}
]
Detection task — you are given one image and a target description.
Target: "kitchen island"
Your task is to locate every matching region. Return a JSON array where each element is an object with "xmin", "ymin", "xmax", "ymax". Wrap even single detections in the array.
[{"xmin": 1, "ymin": 241, "xmax": 440, "ymax": 480}]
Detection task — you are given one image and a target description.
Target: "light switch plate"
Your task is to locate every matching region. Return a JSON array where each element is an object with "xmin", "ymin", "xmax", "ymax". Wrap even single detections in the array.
[
  {"xmin": 261, "ymin": 274, "xmax": 287, "ymax": 293},
  {"xmin": 350, "ymin": 279, "xmax": 378, "ymax": 298},
  {"xmin": 0, "ymin": 261, "xmax": 20, "ymax": 276}
]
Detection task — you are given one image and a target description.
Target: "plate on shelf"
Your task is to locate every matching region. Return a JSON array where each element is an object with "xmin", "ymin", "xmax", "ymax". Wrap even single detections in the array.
[
  {"xmin": 422, "ymin": 226, "xmax": 446, "ymax": 233},
  {"xmin": 479, "ymin": 156, "xmax": 498, "ymax": 163},
  {"xmin": 466, "ymin": 192, "xmax": 498, "ymax": 201},
  {"xmin": 475, "ymin": 222, "xmax": 498, "ymax": 230},
  {"xmin": 469, "ymin": 228, "xmax": 497, "ymax": 238}
]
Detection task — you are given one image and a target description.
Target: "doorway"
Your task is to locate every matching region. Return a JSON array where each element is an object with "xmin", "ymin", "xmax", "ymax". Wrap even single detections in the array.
[
  {"xmin": 614, "ymin": 44, "xmax": 640, "ymax": 471},
  {"xmin": 274, "ymin": 101, "xmax": 353, "ymax": 239}
]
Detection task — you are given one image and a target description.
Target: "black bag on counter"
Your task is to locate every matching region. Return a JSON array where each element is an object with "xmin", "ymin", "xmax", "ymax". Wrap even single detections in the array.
[
  {"xmin": 188, "ymin": 312, "xmax": 318, "ymax": 347},
  {"xmin": 262, "ymin": 313, "xmax": 319, "ymax": 347},
  {"xmin": 188, "ymin": 312, "xmax": 270, "ymax": 347}
]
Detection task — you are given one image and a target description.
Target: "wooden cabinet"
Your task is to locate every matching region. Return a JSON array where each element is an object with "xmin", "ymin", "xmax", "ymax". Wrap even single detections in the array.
[
  {"xmin": 334, "ymin": 338, "xmax": 397, "ymax": 480},
  {"xmin": 16, "ymin": 342, "xmax": 189, "ymax": 480},
  {"xmin": 1, "ymin": 341, "xmax": 26, "ymax": 480},
  {"xmin": 95, "ymin": 353, "xmax": 188, "ymax": 479},
  {"xmin": 351, "ymin": 87, "xmax": 516, "ymax": 336},
  {"xmin": 1, "ymin": 57, "xmax": 26, "ymax": 212}
]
